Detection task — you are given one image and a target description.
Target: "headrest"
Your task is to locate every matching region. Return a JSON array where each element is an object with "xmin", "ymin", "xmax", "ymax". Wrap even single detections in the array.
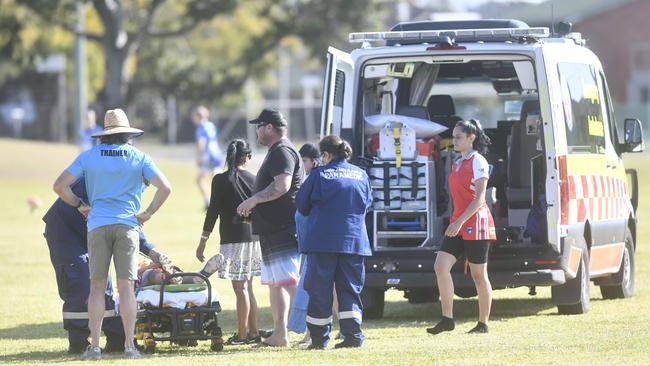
[
  {"xmin": 520, "ymin": 100, "xmax": 540, "ymax": 121},
  {"xmin": 426, "ymin": 95, "xmax": 456, "ymax": 117},
  {"xmin": 396, "ymin": 105, "xmax": 430, "ymax": 120}
]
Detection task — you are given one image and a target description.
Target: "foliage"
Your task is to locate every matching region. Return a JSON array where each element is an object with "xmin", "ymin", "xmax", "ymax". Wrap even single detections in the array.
[{"xmin": 0, "ymin": 0, "xmax": 378, "ymax": 113}]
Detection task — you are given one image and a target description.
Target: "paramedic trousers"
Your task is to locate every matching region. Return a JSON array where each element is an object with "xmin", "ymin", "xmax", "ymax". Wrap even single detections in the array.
[
  {"xmin": 304, "ymin": 253, "xmax": 365, "ymax": 347},
  {"xmin": 53, "ymin": 261, "xmax": 123, "ymax": 347}
]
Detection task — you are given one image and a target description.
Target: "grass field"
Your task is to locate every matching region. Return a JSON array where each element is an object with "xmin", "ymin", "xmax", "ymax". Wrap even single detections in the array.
[{"xmin": 1, "ymin": 138, "xmax": 649, "ymax": 365}]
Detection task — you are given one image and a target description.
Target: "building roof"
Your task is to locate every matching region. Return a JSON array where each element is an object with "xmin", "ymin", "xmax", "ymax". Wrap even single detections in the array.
[{"xmin": 485, "ymin": 0, "xmax": 635, "ymax": 26}]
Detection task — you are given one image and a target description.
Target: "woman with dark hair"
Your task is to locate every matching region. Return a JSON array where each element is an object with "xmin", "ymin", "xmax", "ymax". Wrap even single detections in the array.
[
  {"xmin": 296, "ymin": 135, "xmax": 372, "ymax": 349},
  {"xmin": 427, "ymin": 119, "xmax": 495, "ymax": 335},
  {"xmin": 196, "ymin": 139, "xmax": 263, "ymax": 345}
]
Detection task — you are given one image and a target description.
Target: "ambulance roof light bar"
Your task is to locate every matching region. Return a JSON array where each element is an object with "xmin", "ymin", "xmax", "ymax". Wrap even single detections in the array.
[{"xmin": 349, "ymin": 27, "xmax": 550, "ymax": 44}]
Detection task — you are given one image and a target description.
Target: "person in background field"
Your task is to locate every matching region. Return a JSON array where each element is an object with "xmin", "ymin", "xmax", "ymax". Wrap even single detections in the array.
[
  {"xmin": 43, "ymin": 177, "xmax": 168, "ymax": 355},
  {"xmin": 296, "ymin": 135, "xmax": 373, "ymax": 350},
  {"xmin": 53, "ymin": 109, "xmax": 172, "ymax": 360},
  {"xmin": 79, "ymin": 109, "xmax": 102, "ymax": 151},
  {"xmin": 237, "ymin": 108, "xmax": 303, "ymax": 347},
  {"xmin": 427, "ymin": 119, "xmax": 495, "ymax": 335},
  {"xmin": 192, "ymin": 106, "xmax": 223, "ymax": 210},
  {"xmin": 195, "ymin": 139, "xmax": 264, "ymax": 345}
]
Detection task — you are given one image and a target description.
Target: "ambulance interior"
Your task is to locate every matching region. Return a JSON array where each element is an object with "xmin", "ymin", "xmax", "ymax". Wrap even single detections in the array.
[{"xmin": 360, "ymin": 57, "xmax": 547, "ymax": 249}]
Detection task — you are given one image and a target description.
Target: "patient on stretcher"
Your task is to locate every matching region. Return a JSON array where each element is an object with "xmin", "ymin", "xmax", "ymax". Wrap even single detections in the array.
[{"xmin": 138, "ymin": 253, "xmax": 225, "ymax": 287}]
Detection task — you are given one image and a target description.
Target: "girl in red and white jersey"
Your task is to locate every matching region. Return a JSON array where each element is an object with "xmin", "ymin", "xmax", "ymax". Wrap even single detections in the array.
[{"xmin": 427, "ymin": 120, "xmax": 495, "ymax": 335}]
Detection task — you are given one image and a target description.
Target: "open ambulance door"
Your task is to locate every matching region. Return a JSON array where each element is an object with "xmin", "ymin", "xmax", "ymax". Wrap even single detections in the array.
[{"xmin": 320, "ymin": 47, "xmax": 355, "ymax": 140}]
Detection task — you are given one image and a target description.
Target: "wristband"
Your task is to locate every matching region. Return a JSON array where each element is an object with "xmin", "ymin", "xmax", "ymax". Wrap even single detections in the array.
[{"xmin": 201, "ymin": 235, "xmax": 209, "ymax": 240}]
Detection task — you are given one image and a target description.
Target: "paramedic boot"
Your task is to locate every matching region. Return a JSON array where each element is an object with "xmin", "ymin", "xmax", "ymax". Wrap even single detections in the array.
[
  {"xmin": 68, "ymin": 340, "xmax": 89, "ymax": 355},
  {"xmin": 80, "ymin": 345, "xmax": 101, "ymax": 360}
]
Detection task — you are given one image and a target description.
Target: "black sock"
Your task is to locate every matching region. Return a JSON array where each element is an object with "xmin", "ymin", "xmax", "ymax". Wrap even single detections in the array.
[
  {"xmin": 467, "ymin": 321, "xmax": 489, "ymax": 334},
  {"xmin": 426, "ymin": 316, "xmax": 455, "ymax": 335}
]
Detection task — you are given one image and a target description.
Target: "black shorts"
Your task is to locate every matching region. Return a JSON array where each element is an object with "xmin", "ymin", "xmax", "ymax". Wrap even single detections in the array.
[{"xmin": 439, "ymin": 236, "xmax": 491, "ymax": 264}]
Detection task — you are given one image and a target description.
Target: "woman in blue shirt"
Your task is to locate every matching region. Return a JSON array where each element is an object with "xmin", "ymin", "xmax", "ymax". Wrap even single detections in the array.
[{"xmin": 295, "ymin": 135, "xmax": 372, "ymax": 349}]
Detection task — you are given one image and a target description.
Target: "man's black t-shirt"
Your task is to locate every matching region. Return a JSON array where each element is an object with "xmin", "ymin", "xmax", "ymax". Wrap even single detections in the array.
[{"xmin": 252, "ymin": 138, "xmax": 304, "ymax": 235}]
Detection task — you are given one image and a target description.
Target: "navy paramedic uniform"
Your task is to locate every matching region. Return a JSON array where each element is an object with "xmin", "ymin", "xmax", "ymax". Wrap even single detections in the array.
[
  {"xmin": 295, "ymin": 159, "xmax": 372, "ymax": 347},
  {"xmin": 43, "ymin": 178, "xmax": 155, "ymax": 349}
]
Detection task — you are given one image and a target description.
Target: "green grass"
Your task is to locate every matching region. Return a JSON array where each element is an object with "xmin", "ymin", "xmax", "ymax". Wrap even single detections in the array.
[{"xmin": 1, "ymin": 138, "xmax": 649, "ymax": 365}]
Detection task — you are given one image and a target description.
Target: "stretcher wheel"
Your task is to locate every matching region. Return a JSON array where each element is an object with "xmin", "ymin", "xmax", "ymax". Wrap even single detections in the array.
[
  {"xmin": 210, "ymin": 338, "xmax": 224, "ymax": 352},
  {"xmin": 144, "ymin": 338, "xmax": 156, "ymax": 354}
]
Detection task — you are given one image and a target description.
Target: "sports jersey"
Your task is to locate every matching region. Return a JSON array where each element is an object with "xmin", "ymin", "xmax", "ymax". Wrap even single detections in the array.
[
  {"xmin": 449, "ymin": 150, "xmax": 496, "ymax": 241},
  {"xmin": 196, "ymin": 120, "xmax": 222, "ymax": 167}
]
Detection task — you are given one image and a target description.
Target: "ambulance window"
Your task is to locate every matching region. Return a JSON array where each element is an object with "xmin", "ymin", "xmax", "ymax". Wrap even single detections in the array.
[{"xmin": 557, "ymin": 63, "xmax": 607, "ymax": 154}]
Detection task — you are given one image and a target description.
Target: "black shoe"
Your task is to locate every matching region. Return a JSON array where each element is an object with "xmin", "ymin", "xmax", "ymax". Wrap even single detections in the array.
[
  {"xmin": 68, "ymin": 340, "xmax": 90, "ymax": 355},
  {"xmin": 258, "ymin": 329, "xmax": 273, "ymax": 338},
  {"xmin": 246, "ymin": 335, "xmax": 262, "ymax": 344},
  {"xmin": 426, "ymin": 316, "xmax": 455, "ymax": 335},
  {"xmin": 307, "ymin": 344, "xmax": 325, "ymax": 350},
  {"xmin": 225, "ymin": 333, "xmax": 248, "ymax": 346},
  {"xmin": 467, "ymin": 322, "xmax": 489, "ymax": 334},
  {"xmin": 334, "ymin": 339, "xmax": 362, "ymax": 349}
]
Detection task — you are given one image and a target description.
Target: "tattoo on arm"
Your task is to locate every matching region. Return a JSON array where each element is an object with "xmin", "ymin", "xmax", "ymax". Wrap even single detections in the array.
[
  {"xmin": 254, "ymin": 174, "xmax": 291, "ymax": 204},
  {"xmin": 254, "ymin": 180, "xmax": 286, "ymax": 203}
]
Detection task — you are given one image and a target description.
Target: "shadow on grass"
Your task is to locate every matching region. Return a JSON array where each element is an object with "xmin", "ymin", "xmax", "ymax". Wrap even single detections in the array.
[
  {"xmin": 365, "ymin": 296, "xmax": 556, "ymax": 329},
  {"xmin": 0, "ymin": 322, "xmax": 64, "ymax": 340},
  {"xmin": 0, "ymin": 309, "xmax": 249, "ymax": 362}
]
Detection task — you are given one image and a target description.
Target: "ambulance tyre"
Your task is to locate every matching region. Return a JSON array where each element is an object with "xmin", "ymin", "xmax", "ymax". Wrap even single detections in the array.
[
  {"xmin": 600, "ymin": 230, "xmax": 635, "ymax": 299},
  {"xmin": 454, "ymin": 287, "xmax": 477, "ymax": 298},
  {"xmin": 361, "ymin": 287, "xmax": 385, "ymax": 319},
  {"xmin": 554, "ymin": 251, "xmax": 590, "ymax": 315},
  {"xmin": 406, "ymin": 288, "xmax": 440, "ymax": 303}
]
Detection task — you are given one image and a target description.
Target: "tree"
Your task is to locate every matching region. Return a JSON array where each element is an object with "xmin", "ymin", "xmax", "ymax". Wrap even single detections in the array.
[{"xmin": 9, "ymin": 0, "xmax": 377, "ymax": 115}]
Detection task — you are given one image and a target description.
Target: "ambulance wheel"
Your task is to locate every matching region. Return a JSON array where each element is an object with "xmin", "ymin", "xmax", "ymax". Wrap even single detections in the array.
[
  {"xmin": 361, "ymin": 288, "xmax": 385, "ymax": 319},
  {"xmin": 600, "ymin": 230, "xmax": 635, "ymax": 299},
  {"xmin": 454, "ymin": 287, "xmax": 477, "ymax": 298},
  {"xmin": 406, "ymin": 288, "xmax": 439, "ymax": 303},
  {"xmin": 210, "ymin": 339, "xmax": 224, "ymax": 352},
  {"xmin": 555, "ymin": 251, "xmax": 590, "ymax": 315}
]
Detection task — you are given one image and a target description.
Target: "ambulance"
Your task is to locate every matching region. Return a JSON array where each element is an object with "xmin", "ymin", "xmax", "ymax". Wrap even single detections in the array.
[{"xmin": 319, "ymin": 19, "xmax": 643, "ymax": 317}]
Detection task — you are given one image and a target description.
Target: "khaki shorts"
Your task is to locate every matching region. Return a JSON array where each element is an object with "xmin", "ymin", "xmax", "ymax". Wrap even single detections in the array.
[{"xmin": 88, "ymin": 224, "xmax": 139, "ymax": 280}]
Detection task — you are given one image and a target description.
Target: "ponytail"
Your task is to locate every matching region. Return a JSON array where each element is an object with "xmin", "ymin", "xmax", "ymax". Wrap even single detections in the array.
[
  {"xmin": 319, "ymin": 135, "xmax": 353, "ymax": 161},
  {"xmin": 225, "ymin": 139, "xmax": 252, "ymax": 176},
  {"xmin": 454, "ymin": 119, "xmax": 491, "ymax": 155}
]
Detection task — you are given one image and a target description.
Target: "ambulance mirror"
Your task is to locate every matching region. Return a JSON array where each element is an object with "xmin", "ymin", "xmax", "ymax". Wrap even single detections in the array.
[{"xmin": 623, "ymin": 118, "xmax": 644, "ymax": 152}]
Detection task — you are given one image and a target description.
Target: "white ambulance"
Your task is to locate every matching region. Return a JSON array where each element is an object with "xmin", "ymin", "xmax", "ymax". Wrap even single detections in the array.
[{"xmin": 319, "ymin": 19, "xmax": 643, "ymax": 316}]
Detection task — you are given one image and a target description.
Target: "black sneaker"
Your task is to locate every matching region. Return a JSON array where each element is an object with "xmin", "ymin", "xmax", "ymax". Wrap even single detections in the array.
[
  {"xmin": 68, "ymin": 341, "xmax": 90, "ymax": 355},
  {"xmin": 258, "ymin": 329, "xmax": 273, "ymax": 338},
  {"xmin": 467, "ymin": 322, "xmax": 489, "ymax": 334},
  {"xmin": 225, "ymin": 334, "xmax": 248, "ymax": 346},
  {"xmin": 334, "ymin": 339, "xmax": 362, "ymax": 349},
  {"xmin": 426, "ymin": 317, "xmax": 455, "ymax": 335},
  {"xmin": 246, "ymin": 335, "xmax": 262, "ymax": 344}
]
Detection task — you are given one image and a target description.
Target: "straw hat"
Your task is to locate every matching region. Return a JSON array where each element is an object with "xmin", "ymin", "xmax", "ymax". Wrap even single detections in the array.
[{"xmin": 91, "ymin": 108, "xmax": 144, "ymax": 137}]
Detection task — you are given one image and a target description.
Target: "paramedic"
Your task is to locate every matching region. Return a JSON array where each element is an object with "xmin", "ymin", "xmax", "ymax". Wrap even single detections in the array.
[
  {"xmin": 427, "ymin": 119, "xmax": 495, "ymax": 335},
  {"xmin": 296, "ymin": 135, "xmax": 373, "ymax": 349},
  {"xmin": 237, "ymin": 108, "xmax": 303, "ymax": 347},
  {"xmin": 53, "ymin": 109, "xmax": 172, "ymax": 360},
  {"xmin": 192, "ymin": 105, "xmax": 223, "ymax": 209},
  {"xmin": 43, "ymin": 177, "xmax": 167, "ymax": 354}
]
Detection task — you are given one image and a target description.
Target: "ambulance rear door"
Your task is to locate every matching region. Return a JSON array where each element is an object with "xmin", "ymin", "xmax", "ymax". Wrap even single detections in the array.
[{"xmin": 321, "ymin": 47, "xmax": 355, "ymax": 140}]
